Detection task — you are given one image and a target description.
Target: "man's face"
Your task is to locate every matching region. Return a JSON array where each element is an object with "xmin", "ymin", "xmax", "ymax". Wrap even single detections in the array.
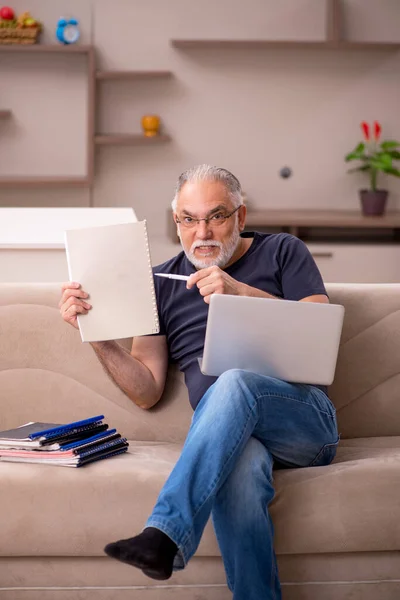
[{"xmin": 174, "ymin": 180, "xmax": 246, "ymax": 269}]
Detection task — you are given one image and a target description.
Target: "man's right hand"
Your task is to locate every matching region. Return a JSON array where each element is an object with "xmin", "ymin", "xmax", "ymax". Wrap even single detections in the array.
[{"xmin": 59, "ymin": 282, "xmax": 92, "ymax": 330}]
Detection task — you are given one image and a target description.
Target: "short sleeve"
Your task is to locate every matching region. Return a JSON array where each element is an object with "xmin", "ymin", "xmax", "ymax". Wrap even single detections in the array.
[{"xmin": 278, "ymin": 235, "xmax": 327, "ymax": 301}]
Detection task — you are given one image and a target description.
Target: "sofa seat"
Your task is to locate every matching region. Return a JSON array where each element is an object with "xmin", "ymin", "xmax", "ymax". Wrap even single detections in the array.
[{"xmin": 2, "ymin": 437, "xmax": 400, "ymax": 559}]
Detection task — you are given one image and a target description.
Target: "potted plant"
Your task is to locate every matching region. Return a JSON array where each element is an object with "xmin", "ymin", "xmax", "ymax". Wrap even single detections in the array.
[{"xmin": 345, "ymin": 121, "xmax": 400, "ymax": 216}]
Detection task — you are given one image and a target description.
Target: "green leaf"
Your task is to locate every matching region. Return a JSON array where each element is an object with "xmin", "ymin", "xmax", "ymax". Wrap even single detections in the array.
[
  {"xmin": 347, "ymin": 165, "xmax": 370, "ymax": 173},
  {"xmin": 379, "ymin": 152, "xmax": 393, "ymax": 167},
  {"xmin": 387, "ymin": 150, "xmax": 400, "ymax": 160},
  {"xmin": 381, "ymin": 141, "xmax": 400, "ymax": 150},
  {"xmin": 345, "ymin": 153, "xmax": 367, "ymax": 162},
  {"xmin": 345, "ymin": 143, "xmax": 365, "ymax": 162},
  {"xmin": 369, "ymin": 162, "xmax": 383, "ymax": 171},
  {"xmin": 382, "ymin": 167, "xmax": 400, "ymax": 177},
  {"xmin": 354, "ymin": 142, "xmax": 365, "ymax": 154},
  {"xmin": 370, "ymin": 155, "xmax": 393, "ymax": 170}
]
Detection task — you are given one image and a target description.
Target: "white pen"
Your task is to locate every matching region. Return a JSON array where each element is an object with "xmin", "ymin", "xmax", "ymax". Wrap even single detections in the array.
[{"xmin": 154, "ymin": 273, "xmax": 190, "ymax": 282}]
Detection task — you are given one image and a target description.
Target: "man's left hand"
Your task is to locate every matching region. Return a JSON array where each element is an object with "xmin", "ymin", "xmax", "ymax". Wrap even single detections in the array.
[{"xmin": 186, "ymin": 266, "xmax": 246, "ymax": 304}]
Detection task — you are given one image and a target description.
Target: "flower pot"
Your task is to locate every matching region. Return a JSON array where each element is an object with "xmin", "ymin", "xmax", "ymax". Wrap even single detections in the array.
[{"xmin": 359, "ymin": 189, "xmax": 388, "ymax": 216}]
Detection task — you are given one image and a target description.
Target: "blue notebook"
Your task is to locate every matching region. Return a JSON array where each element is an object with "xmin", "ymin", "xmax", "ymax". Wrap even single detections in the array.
[
  {"xmin": 29, "ymin": 415, "xmax": 104, "ymax": 439},
  {"xmin": 60, "ymin": 428, "xmax": 118, "ymax": 452},
  {"xmin": 0, "ymin": 417, "xmax": 129, "ymax": 467},
  {"xmin": 0, "ymin": 416, "xmax": 105, "ymax": 449}
]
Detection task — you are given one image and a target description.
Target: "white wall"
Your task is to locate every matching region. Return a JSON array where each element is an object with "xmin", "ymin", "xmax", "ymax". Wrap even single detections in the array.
[{"xmin": 0, "ymin": 0, "xmax": 399, "ymax": 256}]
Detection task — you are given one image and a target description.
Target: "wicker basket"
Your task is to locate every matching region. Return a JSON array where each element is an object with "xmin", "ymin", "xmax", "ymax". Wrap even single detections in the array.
[{"xmin": 0, "ymin": 26, "xmax": 41, "ymax": 45}]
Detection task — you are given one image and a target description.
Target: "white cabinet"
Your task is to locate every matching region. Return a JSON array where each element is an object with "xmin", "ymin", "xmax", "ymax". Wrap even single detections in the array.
[
  {"xmin": 306, "ymin": 243, "xmax": 400, "ymax": 283},
  {"xmin": 0, "ymin": 208, "xmax": 137, "ymax": 283}
]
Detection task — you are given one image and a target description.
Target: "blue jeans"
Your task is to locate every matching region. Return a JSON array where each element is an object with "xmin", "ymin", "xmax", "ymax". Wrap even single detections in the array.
[{"xmin": 146, "ymin": 369, "xmax": 339, "ymax": 600}]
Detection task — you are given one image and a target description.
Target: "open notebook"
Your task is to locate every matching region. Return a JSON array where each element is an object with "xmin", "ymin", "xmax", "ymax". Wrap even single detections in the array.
[{"xmin": 64, "ymin": 220, "xmax": 159, "ymax": 342}]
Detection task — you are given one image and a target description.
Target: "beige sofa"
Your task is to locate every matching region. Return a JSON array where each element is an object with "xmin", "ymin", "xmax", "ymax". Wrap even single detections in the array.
[{"xmin": 1, "ymin": 282, "xmax": 400, "ymax": 600}]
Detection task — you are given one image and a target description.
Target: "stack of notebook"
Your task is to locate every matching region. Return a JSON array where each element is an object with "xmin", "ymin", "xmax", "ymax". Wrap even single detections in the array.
[{"xmin": 0, "ymin": 415, "xmax": 128, "ymax": 468}]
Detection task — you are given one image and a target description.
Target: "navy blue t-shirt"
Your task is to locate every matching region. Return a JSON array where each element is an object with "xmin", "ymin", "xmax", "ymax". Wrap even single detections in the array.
[{"xmin": 153, "ymin": 232, "xmax": 328, "ymax": 410}]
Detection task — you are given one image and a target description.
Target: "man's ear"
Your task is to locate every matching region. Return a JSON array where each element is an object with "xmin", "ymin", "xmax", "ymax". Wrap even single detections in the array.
[
  {"xmin": 238, "ymin": 204, "xmax": 247, "ymax": 231},
  {"xmin": 173, "ymin": 213, "xmax": 181, "ymax": 239}
]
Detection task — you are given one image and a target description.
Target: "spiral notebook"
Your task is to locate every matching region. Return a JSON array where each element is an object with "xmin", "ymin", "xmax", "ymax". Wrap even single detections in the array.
[{"xmin": 64, "ymin": 220, "xmax": 159, "ymax": 342}]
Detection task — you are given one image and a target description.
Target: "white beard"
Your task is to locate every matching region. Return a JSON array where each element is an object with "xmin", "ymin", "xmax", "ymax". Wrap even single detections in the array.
[{"xmin": 181, "ymin": 226, "xmax": 241, "ymax": 269}]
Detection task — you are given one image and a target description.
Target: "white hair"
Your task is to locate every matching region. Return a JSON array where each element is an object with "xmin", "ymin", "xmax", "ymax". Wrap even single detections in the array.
[{"xmin": 171, "ymin": 164, "xmax": 244, "ymax": 212}]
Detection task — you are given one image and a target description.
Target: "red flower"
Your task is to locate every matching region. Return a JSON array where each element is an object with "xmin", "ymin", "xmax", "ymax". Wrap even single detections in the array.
[
  {"xmin": 374, "ymin": 121, "xmax": 382, "ymax": 141},
  {"xmin": 361, "ymin": 121, "xmax": 370, "ymax": 141}
]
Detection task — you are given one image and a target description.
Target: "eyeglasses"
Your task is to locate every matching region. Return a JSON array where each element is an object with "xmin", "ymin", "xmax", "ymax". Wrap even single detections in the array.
[{"xmin": 175, "ymin": 205, "xmax": 241, "ymax": 229}]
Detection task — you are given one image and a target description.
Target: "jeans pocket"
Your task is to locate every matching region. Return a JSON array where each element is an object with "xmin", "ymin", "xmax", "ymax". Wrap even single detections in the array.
[
  {"xmin": 309, "ymin": 436, "xmax": 340, "ymax": 467},
  {"xmin": 308, "ymin": 386, "xmax": 337, "ymax": 418}
]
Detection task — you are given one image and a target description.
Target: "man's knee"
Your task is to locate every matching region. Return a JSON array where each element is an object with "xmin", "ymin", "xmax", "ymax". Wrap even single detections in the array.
[
  {"xmin": 215, "ymin": 369, "xmax": 282, "ymax": 396},
  {"xmin": 198, "ymin": 369, "xmax": 257, "ymax": 418},
  {"xmin": 217, "ymin": 368, "xmax": 254, "ymax": 389}
]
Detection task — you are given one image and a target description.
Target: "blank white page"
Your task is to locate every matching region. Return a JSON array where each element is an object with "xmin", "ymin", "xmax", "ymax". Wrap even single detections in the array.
[{"xmin": 65, "ymin": 221, "xmax": 159, "ymax": 342}]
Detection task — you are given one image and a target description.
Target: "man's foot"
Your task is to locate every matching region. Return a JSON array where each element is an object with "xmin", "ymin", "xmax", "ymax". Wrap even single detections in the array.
[{"xmin": 104, "ymin": 527, "xmax": 178, "ymax": 580}]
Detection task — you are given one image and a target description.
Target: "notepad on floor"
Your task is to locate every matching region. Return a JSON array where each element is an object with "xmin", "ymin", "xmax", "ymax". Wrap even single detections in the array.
[{"xmin": 64, "ymin": 220, "xmax": 159, "ymax": 342}]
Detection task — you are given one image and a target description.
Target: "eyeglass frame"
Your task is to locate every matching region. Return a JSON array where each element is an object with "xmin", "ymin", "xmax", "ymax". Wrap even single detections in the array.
[{"xmin": 174, "ymin": 205, "xmax": 242, "ymax": 229}]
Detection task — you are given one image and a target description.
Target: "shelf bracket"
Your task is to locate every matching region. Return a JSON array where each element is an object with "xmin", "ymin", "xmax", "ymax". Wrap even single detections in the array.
[{"xmin": 327, "ymin": 0, "xmax": 342, "ymax": 44}]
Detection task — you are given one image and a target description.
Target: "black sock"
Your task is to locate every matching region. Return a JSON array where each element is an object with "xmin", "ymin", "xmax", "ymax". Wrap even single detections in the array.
[{"xmin": 104, "ymin": 527, "xmax": 178, "ymax": 580}]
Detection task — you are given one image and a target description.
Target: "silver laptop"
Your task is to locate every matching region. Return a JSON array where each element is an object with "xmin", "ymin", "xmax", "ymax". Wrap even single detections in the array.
[{"xmin": 200, "ymin": 294, "xmax": 345, "ymax": 386}]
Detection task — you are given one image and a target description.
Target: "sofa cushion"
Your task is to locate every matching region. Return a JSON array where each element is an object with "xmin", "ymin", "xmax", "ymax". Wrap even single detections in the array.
[
  {"xmin": 328, "ymin": 284, "xmax": 400, "ymax": 438},
  {"xmin": 272, "ymin": 436, "xmax": 400, "ymax": 554},
  {"xmin": 1, "ymin": 437, "xmax": 400, "ymax": 558},
  {"xmin": 0, "ymin": 289, "xmax": 193, "ymax": 444}
]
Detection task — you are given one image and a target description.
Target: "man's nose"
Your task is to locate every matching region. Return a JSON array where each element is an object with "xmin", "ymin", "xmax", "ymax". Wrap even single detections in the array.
[{"xmin": 196, "ymin": 219, "xmax": 213, "ymax": 238}]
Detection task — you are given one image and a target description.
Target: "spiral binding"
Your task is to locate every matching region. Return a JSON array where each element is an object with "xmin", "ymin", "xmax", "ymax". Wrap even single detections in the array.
[{"xmin": 143, "ymin": 220, "xmax": 160, "ymax": 334}]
